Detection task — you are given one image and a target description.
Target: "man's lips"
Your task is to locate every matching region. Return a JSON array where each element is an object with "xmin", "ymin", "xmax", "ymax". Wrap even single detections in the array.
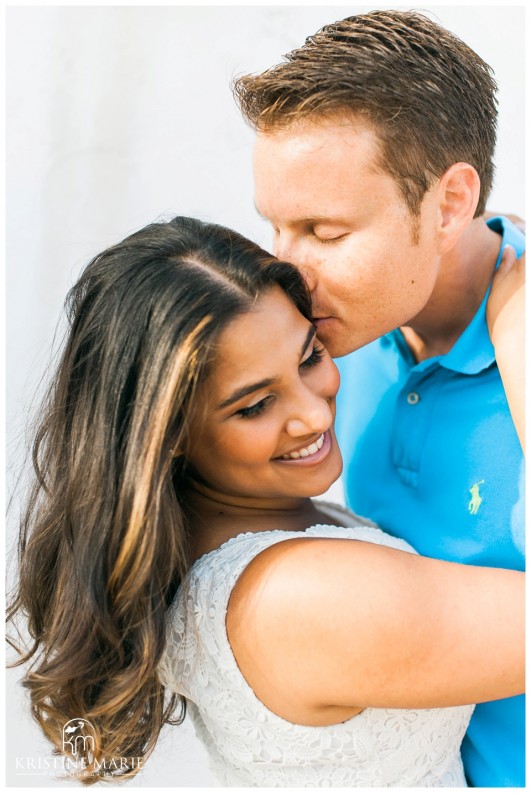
[{"xmin": 312, "ymin": 317, "xmax": 335, "ymax": 341}]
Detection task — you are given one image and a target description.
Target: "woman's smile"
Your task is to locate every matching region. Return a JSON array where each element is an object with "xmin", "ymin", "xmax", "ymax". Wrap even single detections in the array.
[{"xmin": 274, "ymin": 430, "xmax": 331, "ymax": 463}]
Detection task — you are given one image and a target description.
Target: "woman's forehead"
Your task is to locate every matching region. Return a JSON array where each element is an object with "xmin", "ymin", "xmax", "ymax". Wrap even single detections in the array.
[{"xmin": 206, "ymin": 289, "xmax": 310, "ymax": 388}]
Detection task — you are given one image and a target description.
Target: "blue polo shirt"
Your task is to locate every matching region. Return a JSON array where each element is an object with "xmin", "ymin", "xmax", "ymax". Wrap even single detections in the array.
[{"xmin": 335, "ymin": 216, "xmax": 525, "ymax": 787}]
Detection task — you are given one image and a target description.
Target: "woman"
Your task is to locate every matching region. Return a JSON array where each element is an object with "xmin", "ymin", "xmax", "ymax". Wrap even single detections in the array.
[{"xmin": 8, "ymin": 216, "xmax": 524, "ymax": 786}]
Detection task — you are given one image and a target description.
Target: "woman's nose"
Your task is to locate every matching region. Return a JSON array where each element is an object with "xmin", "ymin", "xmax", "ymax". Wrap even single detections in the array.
[{"xmin": 285, "ymin": 388, "xmax": 333, "ymax": 439}]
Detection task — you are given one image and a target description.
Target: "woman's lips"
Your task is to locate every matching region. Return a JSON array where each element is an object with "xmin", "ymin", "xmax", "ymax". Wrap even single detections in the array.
[
  {"xmin": 273, "ymin": 430, "xmax": 332, "ymax": 466},
  {"xmin": 279, "ymin": 432, "xmax": 325, "ymax": 460}
]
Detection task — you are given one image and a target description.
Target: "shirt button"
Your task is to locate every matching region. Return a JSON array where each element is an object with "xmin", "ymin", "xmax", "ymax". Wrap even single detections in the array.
[{"xmin": 407, "ymin": 391, "xmax": 421, "ymax": 405}]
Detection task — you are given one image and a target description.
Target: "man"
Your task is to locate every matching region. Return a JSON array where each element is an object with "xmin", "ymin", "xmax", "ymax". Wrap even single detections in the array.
[{"xmin": 233, "ymin": 9, "xmax": 525, "ymax": 788}]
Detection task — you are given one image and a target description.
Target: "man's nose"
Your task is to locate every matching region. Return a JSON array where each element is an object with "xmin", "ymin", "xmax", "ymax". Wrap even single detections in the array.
[{"xmin": 273, "ymin": 234, "xmax": 317, "ymax": 292}]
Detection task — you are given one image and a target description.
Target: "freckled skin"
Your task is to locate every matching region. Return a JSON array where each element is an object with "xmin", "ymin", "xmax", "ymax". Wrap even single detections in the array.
[{"xmin": 253, "ymin": 118, "xmax": 502, "ymax": 359}]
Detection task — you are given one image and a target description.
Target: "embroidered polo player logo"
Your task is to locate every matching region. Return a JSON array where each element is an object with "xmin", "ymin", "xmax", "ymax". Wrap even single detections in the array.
[{"xmin": 468, "ymin": 480, "xmax": 485, "ymax": 515}]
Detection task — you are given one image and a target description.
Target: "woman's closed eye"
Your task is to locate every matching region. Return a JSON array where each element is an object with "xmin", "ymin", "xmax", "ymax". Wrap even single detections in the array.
[{"xmin": 235, "ymin": 395, "xmax": 274, "ymax": 419}]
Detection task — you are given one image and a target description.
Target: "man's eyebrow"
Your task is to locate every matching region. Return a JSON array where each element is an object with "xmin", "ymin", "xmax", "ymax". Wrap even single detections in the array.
[
  {"xmin": 253, "ymin": 203, "xmax": 341, "ymax": 226},
  {"xmin": 217, "ymin": 326, "xmax": 317, "ymax": 411}
]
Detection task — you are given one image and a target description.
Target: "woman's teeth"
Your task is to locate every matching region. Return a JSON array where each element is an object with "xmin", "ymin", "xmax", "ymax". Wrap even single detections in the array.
[{"xmin": 280, "ymin": 433, "xmax": 325, "ymax": 460}]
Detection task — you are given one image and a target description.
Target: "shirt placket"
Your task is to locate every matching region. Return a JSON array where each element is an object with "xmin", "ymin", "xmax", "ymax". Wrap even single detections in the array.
[{"xmin": 391, "ymin": 363, "xmax": 444, "ymax": 488}]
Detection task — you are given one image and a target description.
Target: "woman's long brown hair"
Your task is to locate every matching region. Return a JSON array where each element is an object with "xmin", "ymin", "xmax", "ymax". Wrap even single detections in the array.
[{"xmin": 7, "ymin": 216, "xmax": 311, "ymax": 784}]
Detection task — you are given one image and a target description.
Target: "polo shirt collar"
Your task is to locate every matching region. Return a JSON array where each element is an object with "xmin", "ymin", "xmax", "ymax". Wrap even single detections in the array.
[
  {"xmin": 440, "ymin": 216, "xmax": 525, "ymax": 375},
  {"xmin": 385, "ymin": 216, "xmax": 525, "ymax": 376},
  {"xmin": 438, "ymin": 291, "xmax": 493, "ymax": 374}
]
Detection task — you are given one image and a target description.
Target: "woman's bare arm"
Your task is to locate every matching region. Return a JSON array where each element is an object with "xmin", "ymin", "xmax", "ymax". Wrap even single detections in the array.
[
  {"xmin": 227, "ymin": 536, "xmax": 524, "ymax": 725},
  {"xmin": 487, "ymin": 245, "xmax": 525, "ymax": 452}
]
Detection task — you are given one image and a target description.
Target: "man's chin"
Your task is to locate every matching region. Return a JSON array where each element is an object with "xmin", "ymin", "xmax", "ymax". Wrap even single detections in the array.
[
  {"xmin": 318, "ymin": 326, "xmax": 383, "ymax": 359},
  {"xmin": 313, "ymin": 317, "xmax": 344, "ymax": 355},
  {"xmin": 319, "ymin": 336, "xmax": 353, "ymax": 360}
]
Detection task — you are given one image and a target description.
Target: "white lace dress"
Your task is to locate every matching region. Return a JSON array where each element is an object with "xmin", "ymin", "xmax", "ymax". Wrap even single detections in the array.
[{"xmin": 158, "ymin": 503, "xmax": 474, "ymax": 787}]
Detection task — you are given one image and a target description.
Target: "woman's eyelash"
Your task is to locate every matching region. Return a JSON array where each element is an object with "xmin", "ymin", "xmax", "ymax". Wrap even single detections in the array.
[
  {"xmin": 235, "ymin": 346, "xmax": 324, "ymax": 419},
  {"xmin": 300, "ymin": 345, "xmax": 325, "ymax": 369},
  {"xmin": 235, "ymin": 396, "xmax": 272, "ymax": 419}
]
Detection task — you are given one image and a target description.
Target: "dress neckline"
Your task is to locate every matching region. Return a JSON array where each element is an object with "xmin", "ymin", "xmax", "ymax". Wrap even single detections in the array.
[{"xmin": 190, "ymin": 501, "xmax": 360, "ymax": 570}]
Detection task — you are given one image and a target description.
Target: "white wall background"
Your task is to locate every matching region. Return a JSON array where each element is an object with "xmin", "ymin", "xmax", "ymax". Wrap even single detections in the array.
[{"xmin": 6, "ymin": 4, "xmax": 525, "ymax": 787}]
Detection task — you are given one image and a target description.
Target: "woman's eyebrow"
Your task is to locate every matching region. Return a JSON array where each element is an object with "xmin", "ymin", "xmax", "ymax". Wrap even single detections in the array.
[
  {"xmin": 301, "ymin": 325, "xmax": 317, "ymax": 356},
  {"xmin": 217, "ymin": 326, "xmax": 316, "ymax": 411},
  {"xmin": 217, "ymin": 377, "xmax": 279, "ymax": 411}
]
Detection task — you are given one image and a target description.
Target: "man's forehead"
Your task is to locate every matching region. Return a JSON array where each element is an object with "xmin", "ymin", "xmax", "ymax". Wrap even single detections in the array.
[
  {"xmin": 255, "ymin": 112, "xmax": 378, "ymax": 148},
  {"xmin": 253, "ymin": 119, "xmax": 383, "ymax": 186},
  {"xmin": 253, "ymin": 122, "xmax": 385, "ymax": 223}
]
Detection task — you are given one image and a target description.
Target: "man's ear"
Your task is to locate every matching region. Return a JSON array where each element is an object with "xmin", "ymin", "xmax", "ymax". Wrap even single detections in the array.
[{"xmin": 435, "ymin": 162, "xmax": 481, "ymax": 254}]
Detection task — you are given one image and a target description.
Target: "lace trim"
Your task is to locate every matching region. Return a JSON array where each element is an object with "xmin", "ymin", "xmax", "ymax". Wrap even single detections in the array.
[{"xmin": 159, "ymin": 520, "xmax": 473, "ymax": 787}]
